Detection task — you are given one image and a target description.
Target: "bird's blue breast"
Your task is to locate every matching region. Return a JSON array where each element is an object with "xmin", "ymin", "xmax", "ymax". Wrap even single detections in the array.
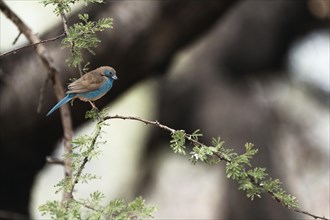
[{"xmin": 76, "ymin": 78, "xmax": 114, "ymax": 101}]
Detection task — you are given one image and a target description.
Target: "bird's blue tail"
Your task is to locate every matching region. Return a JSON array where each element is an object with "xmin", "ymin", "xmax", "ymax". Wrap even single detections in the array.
[{"xmin": 46, "ymin": 94, "xmax": 75, "ymax": 116}]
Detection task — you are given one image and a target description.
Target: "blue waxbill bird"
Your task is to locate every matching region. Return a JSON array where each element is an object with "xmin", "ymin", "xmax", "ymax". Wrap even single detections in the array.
[{"xmin": 47, "ymin": 66, "xmax": 118, "ymax": 116}]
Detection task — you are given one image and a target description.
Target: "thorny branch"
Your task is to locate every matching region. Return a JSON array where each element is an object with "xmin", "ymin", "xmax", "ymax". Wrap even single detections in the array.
[
  {"xmin": 102, "ymin": 115, "xmax": 329, "ymax": 220},
  {"xmin": 0, "ymin": 0, "xmax": 74, "ymax": 207}
]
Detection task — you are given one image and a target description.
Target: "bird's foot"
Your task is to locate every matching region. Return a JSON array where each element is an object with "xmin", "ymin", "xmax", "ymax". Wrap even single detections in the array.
[
  {"xmin": 88, "ymin": 101, "xmax": 99, "ymax": 111},
  {"xmin": 93, "ymin": 106, "xmax": 99, "ymax": 112},
  {"xmin": 91, "ymin": 107, "xmax": 100, "ymax": 120},
  {"xmin": 84, "ymin": 101, "xmax": 101, "ymax": 120}
]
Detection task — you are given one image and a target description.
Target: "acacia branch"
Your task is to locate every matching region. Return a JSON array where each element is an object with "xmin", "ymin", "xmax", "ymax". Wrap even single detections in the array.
[
  {"xmin": 69, "ymin": 122, "xmax": 103, "ymax": 196},
  {"xmin": 0, "ymin": 33, "xmax": 65, "ymax": 57},
  {"xmin": 241, "ymin": 164, "xmax": 329, "ymax": 220},
  {"xmin": 103, "ymin": 115, "xmax": 176, "ymax": 133},
  {"xmin": 0, "ymin": 0, "xmax": 73, "ymax": 206},
  {"xmin": 60, "ymin": 11, "xmax": 83, "ymax": 76},
  {"xmin": 102, "ymin": 115, "xmax": 329, "ymax": 220},
  {"xmin": 291, "ymin": 208, "xmax": 328, "ymax": 220}
]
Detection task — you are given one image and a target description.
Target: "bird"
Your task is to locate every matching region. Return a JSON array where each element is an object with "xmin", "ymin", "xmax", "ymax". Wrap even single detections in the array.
[{"xmin": 47, "ymin": 66, "xmax": 118, "ymax": 116}]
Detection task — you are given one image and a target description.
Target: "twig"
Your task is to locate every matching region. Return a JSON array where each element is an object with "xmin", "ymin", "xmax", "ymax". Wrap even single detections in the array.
[
  {"xmin": 0, "ymin": 0, "xmax": 73, "ymax": 206},
  {"xmin": 0, "ymin": 33, "xmax": 65, "ymax": 57},
  {"xmin": 102, "ymin": 115, "xmax": 176, "ymax": 133},
  {"xmin": 12, "ymin": 31, "xmax": 22, "ymax": 45},
  {"xmin": 102, "ymin": 114, "xmax": 329, "ymax": 220},
  {"xmin": 291, "ymin": 209, "xmax": 328, "ymax": 220}
]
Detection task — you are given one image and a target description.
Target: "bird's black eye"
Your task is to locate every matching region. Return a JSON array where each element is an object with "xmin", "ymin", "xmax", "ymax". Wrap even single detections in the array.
[{"xmin": 104, "ymin": 70, "xmax": 111, "ymax": 76}]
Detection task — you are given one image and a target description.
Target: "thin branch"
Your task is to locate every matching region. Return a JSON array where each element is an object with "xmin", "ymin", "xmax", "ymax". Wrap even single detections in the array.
[
  {"xmin": 291, "ymin": 209, "xmax": 328, "ymax": 220},
  {"xmin": 102, "ymin": 114, "xmax": 329, "ymax": 220},
  {"xmin": 12, "ymin": 31, "xmax": 22, "ymax": 45},
  {"xmin": 0, "ymin": 33, "xmax": 65, "ymax": 57},
  {"xmin": 102, "ymin": 115, "xmax": 176, "ymax": 133},
  {"xmin": 0, "ymin": 0, "xmax": 73, "ymax": 206}
]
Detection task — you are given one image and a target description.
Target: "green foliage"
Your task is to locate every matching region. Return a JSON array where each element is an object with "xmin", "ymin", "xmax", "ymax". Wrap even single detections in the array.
[
  {"xmin": 224, "ymin": 143, "xmax": 298, "ymax": 207},
  {"xmin": 262, "ymin": 178, "xmax": 299, "ymax": 208},
  {"xmin": 41, "ymin": 0, "xmax": 113, "ymax": 68},
  {"xmin": 190, "ymin": 137, "xmax": 224, "ymax": 165},
  {"xmin": 39, "ymin": 195, "xmax": 157, "ymax": 219},
  {"xmin": 53, "ymin": 130, "xmax": 101, "ymax": 194},
  {"xmin": 170, "ymin": 130, "xmax": 299, "ymax": 209},
  {"xmin": 85, "ymin": 109, "xmax": 100, "ymax": 120},
  {"xmin": 85, "ymin": 108, "xmax": 110, "ymax": 121},
  {"xmin": 103, "ymin": 197, "xmax": 157, "ymax": 220},
  {"xmin": 41, "ymin": 0, "xmax": 104, "ymax": 15},
  {"xmin": 170, "ymin": 130, "xmax": 187, "ymax": 155},
  {"xmin": 62, "ymin": 13, "xmax": 113, "ymax": 67},
  {"xmin": 40, "ymin": 121, "xmax": 157, "ymax": 219},
  {"xmin": 39, "ymin": 200, "xmax": 67, "ymax": 220},
  {"xmin": 188, "ymin": 129, "xmax": 203, "ymax": 142}
]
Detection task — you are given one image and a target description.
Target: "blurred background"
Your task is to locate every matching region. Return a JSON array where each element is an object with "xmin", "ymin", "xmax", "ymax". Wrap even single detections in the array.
[{"xmin": 0, "ymin": 0, "xmax": 329, "ymax": 219}]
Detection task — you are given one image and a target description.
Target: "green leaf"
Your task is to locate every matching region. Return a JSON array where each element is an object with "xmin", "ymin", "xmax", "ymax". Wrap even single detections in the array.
[
  {"xmin": 62, "ymin": 14, "xmax": 113, "ymax": 67},
  {"xmin": 247, "ymin": 167, "xmax": 267, "ymax": 182},
  {"xmin": 170, "ymin": 130, "xmax": 186, "ymax": 155}
]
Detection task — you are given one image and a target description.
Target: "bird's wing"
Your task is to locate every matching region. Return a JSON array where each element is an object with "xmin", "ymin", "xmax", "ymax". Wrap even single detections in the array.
[{"xmin": 67, "ymin": 70, "xmax": 105, "ymax": 94}]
